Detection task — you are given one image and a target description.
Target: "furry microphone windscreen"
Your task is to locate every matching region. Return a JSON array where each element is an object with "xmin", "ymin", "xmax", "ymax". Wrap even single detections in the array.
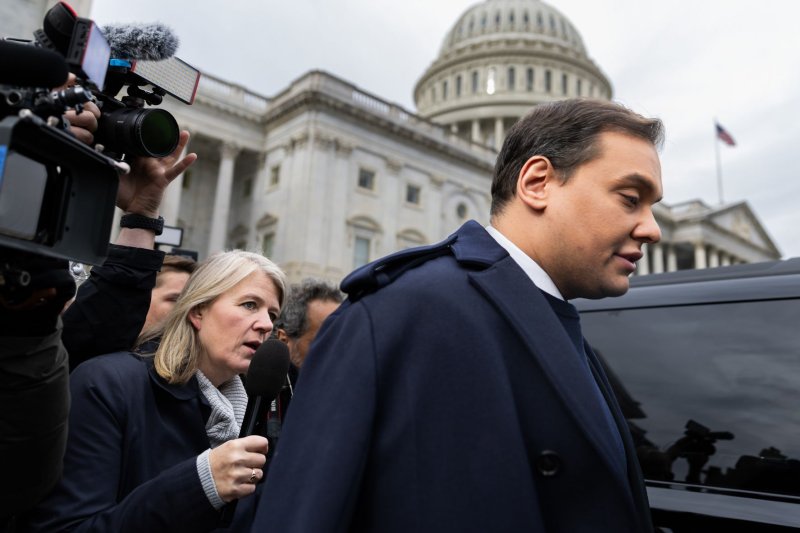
[{"xmin": 101, "ymin": 23, "xmax": 179, "ymax": 61}]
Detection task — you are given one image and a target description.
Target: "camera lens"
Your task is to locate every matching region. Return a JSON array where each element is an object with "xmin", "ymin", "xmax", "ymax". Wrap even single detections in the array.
[{"xmin": 98, "ymin": 107, "xmax": 180, "ymax": 158}]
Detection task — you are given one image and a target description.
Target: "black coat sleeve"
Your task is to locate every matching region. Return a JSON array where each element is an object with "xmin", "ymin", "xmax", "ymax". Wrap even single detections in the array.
[{"xmin": 62, "ymin": 244, "xmax": 164, "ymax": 370}]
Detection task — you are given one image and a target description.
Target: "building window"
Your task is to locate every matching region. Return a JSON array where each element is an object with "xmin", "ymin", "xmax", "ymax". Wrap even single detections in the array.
[
  {"xmin": 486, "ymin": 67, "xmax": 496, "ymax": 95},
  {"xmin": 269, "ymin": 164, "xmax": 280, "ymax": 187},
  {"xmin": 495, "ymin": 11, "xmax": 501, "ymax": 29},
  {"xmin": 358, "ymin": 168, "xmax": 376, "ymax": 190},
  {"xmin": 509, "ymin": 11, "xmax": 515, "ymax": 26},
  {"xmin": 182, "ymin": 170, "xmax": 192, "ymax": 190},
  {"xmin": 507, "ymin": 67, "xmax": 515, "ymax": 91},
  {"xmin": 576, "ymin": 79, "xmax": 582, "ymax": 96},
  {"xmin": 456, "ymin": 202, "xmax": 468, "ymax": 219},
  {"xmin": 442, "ymin": 80, "xmax": 448, "ymax": 100},
  {"xmin": 354, "ymin": 236, "xmax": 370, "ymax": 268},
  {"xmin": 536, "ymin": 12, "xmax": 543, "ymax": 29},
  {"xmin": 261, "ymin": 233, "xmax": 274, "ymax": 258},
  {"xmin": 471, "ymin": 71, "xmax": 479, "ymax": 93},
  {"xmin": 526, "ymin": 68, "xmax": 534, "ymax": 91},
  {"xmin": 561, "ymin": 73, "xmax": 568, "ymax": 95},
  {"xmin": 545, "ymin": 69, "xmax": 552, "ymax": 92},
  {"xmin": 455, "ymin": 75, "xmax": 462, "ymax": 97},
  {"xmin": 406, "ymin": 184, "xmax": 421, "ymax": 205},
  {"xmin": 429, "ymin": 87, "xmax": 435, "ymax": 103},
  {"xmin": 523, "ymin": 11, "xmax": 529, "ymax": 27},
  {"xmin": 549, "ymin": 15, "xmax": 556, "ymax": 32},
  {"xmin": 243, "ymin": 178, "xmax": 253, "ymax": 198}
]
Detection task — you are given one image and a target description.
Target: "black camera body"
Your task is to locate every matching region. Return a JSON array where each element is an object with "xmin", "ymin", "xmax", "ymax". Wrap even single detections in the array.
[{"xmin": 1, "ymin": 2, "xmax": 199, "ymax": 275}]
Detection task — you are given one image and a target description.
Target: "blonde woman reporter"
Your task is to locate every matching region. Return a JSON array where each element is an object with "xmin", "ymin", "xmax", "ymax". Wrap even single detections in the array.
[{"xmin": 24, "ymin": 251, "xmax": 286, "ymax": 532}]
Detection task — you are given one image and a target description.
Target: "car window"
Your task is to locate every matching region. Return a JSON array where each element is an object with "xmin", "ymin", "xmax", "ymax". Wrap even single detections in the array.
[{"xmin": 582, "ymin": 298, "xmax": 800, "ymax": 497}]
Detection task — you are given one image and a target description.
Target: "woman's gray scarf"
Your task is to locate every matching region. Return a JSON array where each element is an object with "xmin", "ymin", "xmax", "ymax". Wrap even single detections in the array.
[{"xmin": 195, "ymin": 370, "xmax": 248, "ymax": 448}]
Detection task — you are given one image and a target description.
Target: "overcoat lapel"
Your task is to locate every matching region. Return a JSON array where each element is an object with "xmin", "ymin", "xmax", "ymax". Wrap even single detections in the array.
[{"xmin": 450, "ymin": 221, "xmax": 634, "ymax": 502}]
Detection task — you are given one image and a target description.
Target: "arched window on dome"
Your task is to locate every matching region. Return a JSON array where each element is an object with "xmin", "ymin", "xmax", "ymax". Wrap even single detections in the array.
[
  {"xmin": 455, "ymin": 75, "xmax": 462, "ymax": 97},
  {"xmin": 442, "ymin": 80, "xmax": 448, "ymax": 100},
  {"xmin": 545, "ymin": 70, "xmax": 552, "ymax": 93},
  {"xmin": 481, "ymin": 14, "xmax": 487, "ymax": 30},
  {"xmin": 495, "ymin": 11, "xmax": 501, "ymax": 29},
  {"xmin": 523, "ymin": 11, "xmax": 529, "ymax": 29},
  {"xmin": 430, "ymin": 87, "xmax": 435, "ymax": 104},
  {"xmin": 526, "ymin": 68, "xmax": 534, "ymax": 91},
  {"xmin": 536, "ymin": 12, "xmax": 543, "ymax": 30},
  {"xmin": 471, "ymin": 71, "xmax": 479, "ymax": 94},
  {"xmin": 549, "ymin": 15, "xmax": 556, "ymax": 33},
  {"xmin": 561, "ymin": 73, "xmax": 568, "ymax": 95},
  {"xmin": 509, "ymin": 10, "xmax": 515, "ymax": 28},
  {"xmin": 576, "ymin": 78, "xmax": 582, "ymax": 96},
  {"xmin": 507, "ymin": 67, "xmax": 515, "ymax": 91},
  {"xmin": 560, "ymin": 18, "xmax": 567, "ymax": 38},
  {"xmin": 468, "ymin": 17, "xmax": 474, "ymax": 34},
  {"xmin": 486, "ymin": 67, "xmax": 496, "ymax": 95}
]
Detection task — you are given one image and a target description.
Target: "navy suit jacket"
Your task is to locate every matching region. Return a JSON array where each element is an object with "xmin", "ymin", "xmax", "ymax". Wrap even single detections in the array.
[
  {"xmin": 22, "ymin": 352, "xmax": 260, "ymax": 532},
  {"xmin": 252, "ymin": 221, "xmax": 653, "ymax": 533}
]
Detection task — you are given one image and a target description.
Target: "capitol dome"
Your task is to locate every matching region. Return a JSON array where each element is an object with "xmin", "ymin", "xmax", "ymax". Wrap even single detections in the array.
[{"xmin": 414, "ymin": 0, "xmax": 612, "ymax": 150}]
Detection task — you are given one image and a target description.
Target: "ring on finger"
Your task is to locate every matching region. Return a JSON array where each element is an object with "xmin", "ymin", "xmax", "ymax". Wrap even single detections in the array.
[{"xmin": 249, "ymin": 468, "xmax": 257, "ymax": 483}]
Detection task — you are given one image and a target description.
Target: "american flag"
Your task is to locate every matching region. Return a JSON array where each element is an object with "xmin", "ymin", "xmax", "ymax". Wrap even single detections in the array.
[{"xmin": 716, "ymin": 122, "xmax": 736, "ymax": 147}]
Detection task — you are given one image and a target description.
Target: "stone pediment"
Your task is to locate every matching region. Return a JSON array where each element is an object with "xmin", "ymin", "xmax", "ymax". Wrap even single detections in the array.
[{"xmin": 706, "ymin": 202, "xmax": 780, "ymax": 256}]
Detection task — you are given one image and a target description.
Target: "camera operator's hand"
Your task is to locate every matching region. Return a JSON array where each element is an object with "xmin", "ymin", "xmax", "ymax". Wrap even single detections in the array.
[
  {"xmin": 64, "ymin": 101, "xmax": 100, "ymax": 145},
  {"xmin": 118, "ymin": 130, "xmax": 197, "ymax": 218}
]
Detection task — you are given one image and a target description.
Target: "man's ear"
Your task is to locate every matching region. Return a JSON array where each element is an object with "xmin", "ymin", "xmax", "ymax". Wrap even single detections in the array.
[
  {"xmin": 276, "ymin": 328, "xmax": 289, "ymax": 345},
  {"xmin": 516, "ymin": 155, "xmax": 554, "ymax": 212},
  {"xmin": 188, "ymin": 307, "xmax": 203, "ymax": 330}
]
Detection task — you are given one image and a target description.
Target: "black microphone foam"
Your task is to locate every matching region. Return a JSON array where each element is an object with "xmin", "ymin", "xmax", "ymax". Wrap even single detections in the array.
[
  {"xmin": 239, "ymin": 339, "xmax": 290, "ymax": 438},
  {"xmin": 101, "ymin": 23, "xmax": 179, "ymax": 61},
  {"xmin": 0, "ymin": 40, "xmax": 70, "ymax": 88}
]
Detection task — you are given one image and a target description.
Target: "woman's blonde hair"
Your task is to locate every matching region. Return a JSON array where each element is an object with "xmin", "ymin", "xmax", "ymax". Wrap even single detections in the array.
[{"xmin": 138, "ymin": 250, "xmax": 287, "ymax": 384}]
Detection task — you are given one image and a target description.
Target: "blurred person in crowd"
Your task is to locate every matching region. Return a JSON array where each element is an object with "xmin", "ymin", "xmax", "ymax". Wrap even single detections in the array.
[
  {"xmin": 253, "ymin": 99, "xmax": 664, "ymax": 533},
  {"xmin": 275, "ymin": 279, "xmax": 342, "ymax": 369},
  {"xmin": 21, "ymin": 251, "xmax": 286, "ymax": 532},
  {"xmin": 141, "ymin": 254, "xmax": 197, "ymax": 334}
]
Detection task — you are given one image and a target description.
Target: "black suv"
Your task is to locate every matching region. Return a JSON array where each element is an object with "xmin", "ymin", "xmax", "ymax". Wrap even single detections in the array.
[{"xmin": 575, "ymin": 259, "xmax": 800, "ymax": 532}]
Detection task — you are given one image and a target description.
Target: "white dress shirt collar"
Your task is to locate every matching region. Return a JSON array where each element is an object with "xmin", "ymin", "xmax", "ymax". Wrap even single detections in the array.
[{"xmin": 485, "ymin": 225, "xmax": 565, "ymax": 301}]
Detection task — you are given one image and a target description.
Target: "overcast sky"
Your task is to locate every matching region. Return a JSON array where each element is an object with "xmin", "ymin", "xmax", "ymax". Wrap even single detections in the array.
[{"xmin": 90, "ymin": 0, "xmax": 800, "ymax": 257}]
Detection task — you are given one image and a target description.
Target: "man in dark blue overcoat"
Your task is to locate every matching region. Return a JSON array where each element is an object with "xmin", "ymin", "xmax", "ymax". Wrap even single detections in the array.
[{"xmin": 252, "ymin": 98, "xmax": 664, "ymax": 532}]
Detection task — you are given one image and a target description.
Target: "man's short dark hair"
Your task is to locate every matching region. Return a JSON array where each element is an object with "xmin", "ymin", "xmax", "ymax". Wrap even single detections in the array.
[
  {"xmin": 160, "ymin": 254, "xmax": 197, "ymax": 276},
  {"xmin": 490, "ymin": 98, "xmax": 665, "ymax": 216},
  {"xmin": 275, "ymin": 278, "xmax": 343, "ymax": 339}
]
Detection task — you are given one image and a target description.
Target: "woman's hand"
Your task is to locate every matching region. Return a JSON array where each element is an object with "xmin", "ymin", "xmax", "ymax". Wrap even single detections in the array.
[{"xmin": 208, "ymin": 435, "xmax": 269, "ymax": 502}]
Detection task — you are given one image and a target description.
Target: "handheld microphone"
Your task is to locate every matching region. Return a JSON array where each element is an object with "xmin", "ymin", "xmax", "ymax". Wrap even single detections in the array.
[
  {"xmin": 220, "ymin": 339, "xmax": 289, "ymax": 526},
  {"xmin": 101, "ymin": 23, "xmax": 179, "ymax": 61},
  {"xmin": 0, "ymin": 40, "xmax": 70, "ymax": 88},
  {"xmin": 239, "ymin": 339, "xmax": 291, "ymax": 438}
]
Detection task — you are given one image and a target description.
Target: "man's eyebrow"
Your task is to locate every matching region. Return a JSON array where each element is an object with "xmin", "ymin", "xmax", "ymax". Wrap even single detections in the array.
[{"xmin": 616, "ymin": 173, "xmax": 662, "ymax": 203}]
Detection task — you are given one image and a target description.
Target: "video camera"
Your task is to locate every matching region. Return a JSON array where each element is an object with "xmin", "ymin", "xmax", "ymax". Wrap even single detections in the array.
[{"xmin": 0, "ymin": 2, "xmax": 200, "ymax": 289}]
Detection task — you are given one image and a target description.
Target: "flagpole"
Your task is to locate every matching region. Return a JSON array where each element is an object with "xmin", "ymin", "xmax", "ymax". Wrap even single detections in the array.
[{"xmin": 714, "ymin": 120, "xmax": 724, "ymax": 205}]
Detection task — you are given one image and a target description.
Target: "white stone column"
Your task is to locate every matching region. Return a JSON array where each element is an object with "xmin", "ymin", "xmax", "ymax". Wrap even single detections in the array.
[
  {"xmin": 720, "ymin": 253, "xmax": 731, "ymax": 266},
  {"xmin": 694, "ymin": 242, "xmax": 708, "ymax": 270},
  {"xmin": 651, "ymin": 243, "xmax": 664, "ymax": 274},
  {"xmin": 207, "ymin": 142, "xmax": 240, "ymax": 254},
  {"xmin": 637, "ymin": 243, "xmax": 650, "ymax": 275},
  {"xmin": 666, "ymin": 245, "xmax": 678, "ymax": 272},
  {"xmin": 708, "ymin": 246, "xmax": 720, "ymax": 268},
  {"xmin": 494, "ymin": 117, "xmax": 504, "ymax": 151},
  {"xmin": 471, "ymin": 120, "xmax": 481, "ymax": 143}
]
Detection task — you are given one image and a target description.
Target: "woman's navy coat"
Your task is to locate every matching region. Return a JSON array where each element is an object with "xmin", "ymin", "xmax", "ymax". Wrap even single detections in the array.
[{"xmin": 23, "ymin": 352, "xmax": 258, "ymax": 532}]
